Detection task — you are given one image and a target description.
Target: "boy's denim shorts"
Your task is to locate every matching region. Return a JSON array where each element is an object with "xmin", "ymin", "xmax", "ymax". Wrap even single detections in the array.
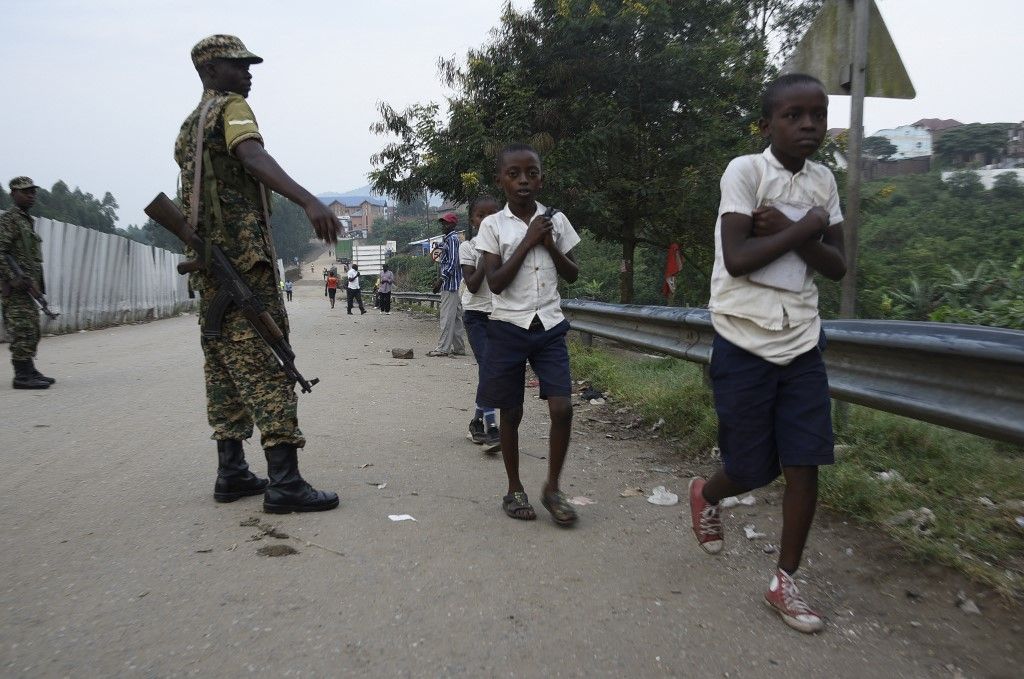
[
  {"xmin": 709, "ymin": 332, "xmax": 834, "ymax": 488},
  {"xmin": 477, "ymin": 318, "xmax": 572, "ymax": 410}
]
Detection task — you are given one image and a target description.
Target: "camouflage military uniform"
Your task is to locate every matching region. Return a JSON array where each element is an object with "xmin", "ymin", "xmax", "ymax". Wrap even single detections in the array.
[
  {"xmin": 0, "ymin": 201, "xmax": 43, "ymax": 361},
  {"xmin": 175, "ymin": 88, "xmax": 303, "ymax": 449}
]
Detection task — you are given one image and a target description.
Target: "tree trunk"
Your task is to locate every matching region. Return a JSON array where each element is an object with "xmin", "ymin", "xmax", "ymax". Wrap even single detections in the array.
[{"xmin": 619, "ymin": 219, "xmax": 635, "ymax": 304}]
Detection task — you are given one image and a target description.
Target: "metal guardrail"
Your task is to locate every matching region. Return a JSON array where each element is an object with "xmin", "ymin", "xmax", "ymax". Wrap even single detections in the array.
[
  {"xmin": 562, "ymin": 299, "xmax": 1024, "ymax": 446},
  {"xmin": 390, "ymin": 293, "xmax": 1024, "ymax": 444}
]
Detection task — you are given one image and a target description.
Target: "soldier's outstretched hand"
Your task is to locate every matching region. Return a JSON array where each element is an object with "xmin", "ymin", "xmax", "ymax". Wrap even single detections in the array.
[{"xmin": 304, "ymin": 199, "xmax": 341, "ymax": 244}]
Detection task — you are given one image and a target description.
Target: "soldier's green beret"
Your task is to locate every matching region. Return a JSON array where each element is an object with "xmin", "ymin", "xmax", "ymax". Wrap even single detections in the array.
[
  {"xmin": 9, "ymin": 177, "xmax": 39, "ymax": 191},
  {"xmin": 191, "ymin": 34, "xmax": 263, "ymax": 68}
]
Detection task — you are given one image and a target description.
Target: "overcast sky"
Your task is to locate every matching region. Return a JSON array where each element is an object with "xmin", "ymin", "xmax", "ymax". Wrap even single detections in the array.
[{"xmin": 1, "ymin": 0, "xmax": 1020, "ymax": 228}]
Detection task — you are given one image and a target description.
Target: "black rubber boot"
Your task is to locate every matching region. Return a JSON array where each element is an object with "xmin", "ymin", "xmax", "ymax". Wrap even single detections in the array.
[
  {"xmin": 214, "ymin": 440, "xmax": 268, "ymax": 503},
  {"xmin": 263, "ymin": 444, "xmax": 339, "ymax": 514},
  {"xmin": 28, "ymin": 359, "xmax": 55, "ymax": 385},
  {"xmin": 12, "ymin": 359, "xmax": 49, "ymax": 390}
]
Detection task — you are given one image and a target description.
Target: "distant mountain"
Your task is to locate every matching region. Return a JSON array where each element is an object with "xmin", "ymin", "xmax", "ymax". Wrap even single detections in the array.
[
  {"xmin": 318, "ymin": 184, "xmax": 386, "ymax": 201},
  {"xmin": 317, "ymin": 185, "xmax": 442, "ymax": 207},
  {"xmin": 340, "ymin": 184, "xmax": 378, "ymax": 197}
]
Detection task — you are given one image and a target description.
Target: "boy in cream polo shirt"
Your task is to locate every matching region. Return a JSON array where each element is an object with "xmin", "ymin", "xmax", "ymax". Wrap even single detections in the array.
[
  {"xmin": 688, "ymin": 74, "xmax": 847, "ymax": 634},
  {"xmin": 476, "ymin": 143, "xmax": 581, "ymax": 527}
]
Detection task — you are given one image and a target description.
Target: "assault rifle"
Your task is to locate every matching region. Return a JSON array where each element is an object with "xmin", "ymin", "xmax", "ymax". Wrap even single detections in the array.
[
  {"xmin": 144, "ymin": 192, "xmax": 319, "ymax": 393},
  {"xmin": 2, "ymin": 254, "xmax": 59, "ymax": 319}
]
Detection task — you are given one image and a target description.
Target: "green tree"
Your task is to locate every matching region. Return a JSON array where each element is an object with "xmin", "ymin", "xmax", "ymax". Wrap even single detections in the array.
[
  {"xmin": 946, "ymin": 170, "xmax": 984, "ymax": 198},
  {"xmin": 853, "ymin": 169, "xmax": 1024, "ymax": 326},
  {"xmin": 393, "ymin": 195, "xmax": 431, "ymax": 220},
  {"xmin": 933, "ymin": 123, "xmax": 1012, "ymax": 167},
  {"xmin": 991, "ymin": 171, "xmax": 1024, "ymax": 201},
  {"xmin": 1, "ymin": 179, "xmax": 120, "ymax": 233},
  {"xmin": 365, "ymin": 216, "xmax": 432, "ymax": 250},
  {"xmin": 121, "ymin": 224, "xmax": 153, "ymax": 246},
  {"xmin": 268, "ymin": 194, "xmax": 317, "ymax": 264},
  {"xmin": 744, "ymin": 0, "xmax": 824, "ymax": 62},
  {"xmin": 863, "ymin": 135, "xmax": 897, "ymax": 160},
  {"xmin": 371, "ymin": 0, "xmax": 780, "ymax": 303}
]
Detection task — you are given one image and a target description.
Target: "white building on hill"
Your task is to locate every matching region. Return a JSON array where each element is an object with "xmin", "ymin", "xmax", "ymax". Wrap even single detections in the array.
[{"xmin": 871, "ymin": 125, "xmax": 932, "ymax": 159}]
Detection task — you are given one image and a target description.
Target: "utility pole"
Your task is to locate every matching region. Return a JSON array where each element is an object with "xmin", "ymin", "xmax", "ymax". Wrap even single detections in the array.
[{"xmin": 840, "ymin": 0, "xmax": 870, "ymax": 319}]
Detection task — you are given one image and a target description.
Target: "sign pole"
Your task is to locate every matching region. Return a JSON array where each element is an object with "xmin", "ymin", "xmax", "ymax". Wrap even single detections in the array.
[{"xmin": 840, "ymin": 0, "xmax": 870, "ymax": 319}]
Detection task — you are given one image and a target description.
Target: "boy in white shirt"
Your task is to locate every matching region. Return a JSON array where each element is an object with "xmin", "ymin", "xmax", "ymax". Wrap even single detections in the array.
[
  {"xmin": 688, "ymin": 74, "xmax": 847, "ymax": 634},
  {"xmin": 460, "ymin": 195, "xmax": 502, "ymax": 450},
  {"xmin": 475, "ymin": 144, "xmax": 581, "ymax": 526}
]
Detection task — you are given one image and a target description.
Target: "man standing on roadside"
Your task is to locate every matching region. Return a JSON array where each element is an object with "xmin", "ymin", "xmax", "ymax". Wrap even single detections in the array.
[
  {"xmin": 346, "ymin": 263, "xmax": 366, "ymax": 315},
  {"xmin": 175, "ymin": 34, "xmax": 340, "ymax": 513},
  {"xmin": 0, "ymin": 177, "xmax": 55, "ymax": 390},
  {"xmin": 427, "ymin": 213, "xmax": 466, "ymax": 357}
]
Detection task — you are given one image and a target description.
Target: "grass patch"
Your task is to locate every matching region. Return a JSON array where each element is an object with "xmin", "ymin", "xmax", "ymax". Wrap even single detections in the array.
[
  {"xmin": 569, "ymin": 341, "xmax": 718, "ymax": 451},
  {"xmin": 394, "ymin": 301, "xmax": 439, "ymax": 317},
  {"xmin": 569, "ymin": 341, "xmax": 1024, "ymax": 596}
]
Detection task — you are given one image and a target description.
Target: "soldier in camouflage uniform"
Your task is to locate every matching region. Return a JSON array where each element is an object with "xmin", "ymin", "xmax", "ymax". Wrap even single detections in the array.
[
  {"xmin": 0, "ymin": 176, "xmax": 55, "ymax": 390},
  {"xmin": 177, "ymin": 35, "xmax": 341, "ymax": 513}
]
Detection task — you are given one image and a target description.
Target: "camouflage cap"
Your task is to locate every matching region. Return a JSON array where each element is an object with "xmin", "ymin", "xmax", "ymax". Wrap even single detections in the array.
[
  {"xmin": 191, "ymin": 34, "xmax": 263, "ymax": 68},
  {"xmin": 9, "ymin": 176, "xmax": 39, "ymax": 191}
]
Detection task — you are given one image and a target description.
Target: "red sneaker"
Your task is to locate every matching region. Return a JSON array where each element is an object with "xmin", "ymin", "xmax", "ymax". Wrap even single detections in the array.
[
  {"xmin": 763, "ymin": 568, "xmax": 825, "ymax": 634},
  {"xmin": 687, "ymin": 477, "xmax": 723, "ymax": 554}
]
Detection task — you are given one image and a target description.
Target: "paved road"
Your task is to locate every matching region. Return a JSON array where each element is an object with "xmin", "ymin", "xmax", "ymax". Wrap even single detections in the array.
[{"xmin": 1, "ymin": 257, "xmax": 1020, "ymax": 677}]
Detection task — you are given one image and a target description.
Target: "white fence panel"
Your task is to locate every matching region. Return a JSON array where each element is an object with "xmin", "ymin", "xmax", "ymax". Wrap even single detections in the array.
[{"xmin": 1, "ymin": 216, "xmax": 195, "ymax": 341}]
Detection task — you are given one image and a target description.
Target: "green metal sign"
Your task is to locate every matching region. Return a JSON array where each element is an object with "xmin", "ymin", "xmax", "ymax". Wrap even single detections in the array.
[{"xmin": 784, "ymin": 0, "xmax": 915, "ymax": 99}]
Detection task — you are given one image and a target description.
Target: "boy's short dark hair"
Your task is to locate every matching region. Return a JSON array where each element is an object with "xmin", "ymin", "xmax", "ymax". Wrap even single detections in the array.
[
  {"xmin": 761, "ymin": 73, "xmax": 826, "ymax": 118},
  {"xmin": 468, "ymin": 194, "xmax": 499, "ymax": 214},
  {"xmin": 496, "ymin": 143, "xmax": 541, "ymax": 174}
]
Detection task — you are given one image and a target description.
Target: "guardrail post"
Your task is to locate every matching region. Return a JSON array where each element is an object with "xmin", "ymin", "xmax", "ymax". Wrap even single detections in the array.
[{"xmin": 578, "ymin": 331, "xmax": 593, "ymax": 348}]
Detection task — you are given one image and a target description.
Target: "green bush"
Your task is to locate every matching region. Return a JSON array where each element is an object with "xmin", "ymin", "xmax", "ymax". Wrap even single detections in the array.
[{"xmin": 387, "ymin": 254, "xmax": 436, "ymax": 292}]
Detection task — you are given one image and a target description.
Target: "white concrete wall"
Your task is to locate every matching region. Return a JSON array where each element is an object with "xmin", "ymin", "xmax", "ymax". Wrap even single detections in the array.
[
  {"xmin": 941, "ymin": 169, "xmax": 1024, "ymax": 190},
  {"xmin": 871, "ymin": 125, "xmax": 932, "ymax": 159},
  {"xmin": 1, "ymin": 216, "xmax": 195, "ymax": 341}
]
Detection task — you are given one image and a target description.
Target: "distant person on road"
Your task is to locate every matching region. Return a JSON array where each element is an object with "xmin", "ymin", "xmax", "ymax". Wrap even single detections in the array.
[
  {"xmin": 687, "ymin": 73, "xmax": 847, "ymax": 635},
  {"xmin": 460, "ymin": 194, "xmax": 501, "ymax": 450},
  {"xmin": 325, "ymin": 272, "xmax": 339, "ymax": 308},
  {"xmin": 476, "ymin": 144, "xmax": 580, "ymax": 526},
  {"xmin": 284, "ymin": 279, "xmax": 293, "ymax": 301},
  {"xmin": 346, "ymin": 263, "xmax": 366, "ymax": 315},
  {"xmin": 0, "ymin": 176, "xmax": 55, "ymax": 390},
  {"xmin": 377, "ymin": 263, "xmax": 394, "ymax": 315},
  {"xmin": 426, "ymin": 213, "xmax": 466, "ymax": 357},
  {"xmin": 174, "ymin": 34, "xmax": 339, "ymax": 513}
]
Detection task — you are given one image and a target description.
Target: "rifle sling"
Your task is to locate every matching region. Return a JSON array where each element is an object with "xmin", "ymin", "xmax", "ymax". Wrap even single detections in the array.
[{"xmin": 189, "ymin": 97, "xmax": 218, "ymax": 232}]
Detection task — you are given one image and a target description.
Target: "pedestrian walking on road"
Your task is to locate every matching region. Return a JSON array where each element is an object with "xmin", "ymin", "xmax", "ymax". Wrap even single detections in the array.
[
  {"xmin": 0, "ymin": 176, "xmax": 55, "ymax": 389},
  {"xmin": 285, "ymin": 279, "xmax": 293, "ymax": 301},
  {"xmin": 325, "ymin": 272, "xmax": 338, "ymax": 308},
  {"xmin": 687, "ymin": 73, "xmax": 847, "ymax": 635},
  {"xmin": 460, "ymin": 195, "xmax": 501, "ymax": 450},
  {"xmin": 174, "ymin": 34, "xmax": 339, "ymax": 513},
  {"xmin": 476, "ymin": 144, "xmax": 581, "ymax": 526},
  {"xmin": 346, "ymin": 263, "xmax": 366, "ymax": 314},
  {"xmin": 377, "ymin": 263, "xmax": 394, "ymax": 314},
  {"xmin": 426, "ymin": 213, "xmax": 466, "ymax": 357}
]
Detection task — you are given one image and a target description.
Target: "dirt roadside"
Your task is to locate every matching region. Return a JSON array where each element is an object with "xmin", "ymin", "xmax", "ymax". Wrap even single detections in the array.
[{"xmin": 0, "ymin": 269, "xmax": 1019, "ymax": 678}]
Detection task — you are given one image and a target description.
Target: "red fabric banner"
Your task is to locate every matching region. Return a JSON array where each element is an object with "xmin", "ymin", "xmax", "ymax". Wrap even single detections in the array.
[{"xmin": 662, "ymin": 243, "xmax": 684, "ymax": 300}]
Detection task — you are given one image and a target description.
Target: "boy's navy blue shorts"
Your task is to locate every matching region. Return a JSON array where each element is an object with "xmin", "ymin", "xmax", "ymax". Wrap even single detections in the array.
[
  {"xmin": 709, "ymin": 332, "xmax": 834, "ymax": 488},
  {"xmin": 477, "ymin": 318, "xmax": 572, "ymax": 410},
  {"xmin": 463, "ymin": 310, "xmax": 490, "ymax": 387}
]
